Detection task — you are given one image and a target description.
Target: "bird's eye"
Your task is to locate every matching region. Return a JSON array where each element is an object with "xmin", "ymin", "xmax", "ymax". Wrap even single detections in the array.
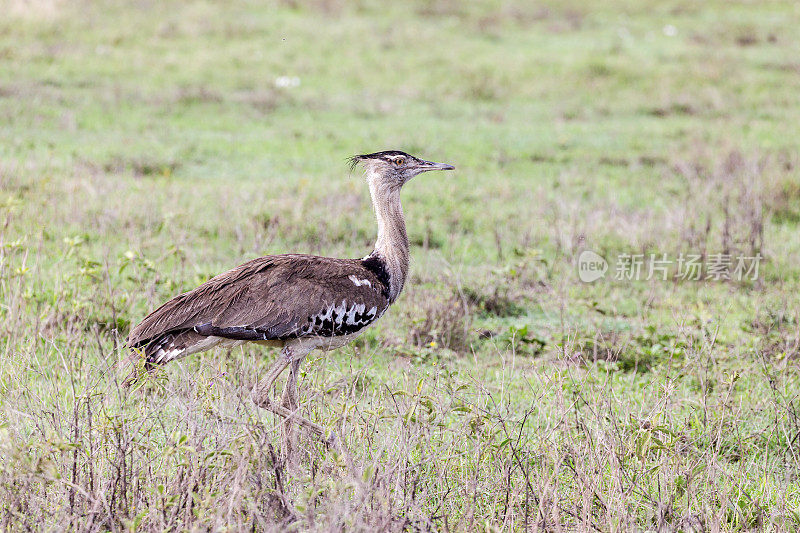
[{"xmin": 394, "ymin": 158, "xmax": 405, "ymax": 166}]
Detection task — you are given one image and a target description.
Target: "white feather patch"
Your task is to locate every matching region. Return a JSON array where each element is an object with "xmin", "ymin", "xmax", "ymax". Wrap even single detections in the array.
[{"xmin": 348, "ymin": 275, "xmax": 372, "ymax": 288}]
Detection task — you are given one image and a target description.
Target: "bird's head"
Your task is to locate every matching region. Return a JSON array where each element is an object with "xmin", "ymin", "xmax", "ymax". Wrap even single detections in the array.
[{"xmin": 349, "ymin": 150, "xmax": 454, "ymax": 189}]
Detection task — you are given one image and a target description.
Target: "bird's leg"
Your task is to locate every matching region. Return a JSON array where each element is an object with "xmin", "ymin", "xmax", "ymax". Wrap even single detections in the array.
[
  {"xmin": 253, "ymin": 347, "xmax": 339, "ymax": 451},
  {"xmin": 280, "ymin": 358, "xmax": 302, "ymax": 461},
  {"xmin": 251, "ymin": 353, "xmax": 291, "ymax": 407}
]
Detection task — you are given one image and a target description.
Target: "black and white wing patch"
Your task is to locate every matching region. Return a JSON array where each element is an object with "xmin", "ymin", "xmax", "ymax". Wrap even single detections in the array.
[{"xmin": 303, "ymin": 300, "xmax": 380, "ymax": 337}]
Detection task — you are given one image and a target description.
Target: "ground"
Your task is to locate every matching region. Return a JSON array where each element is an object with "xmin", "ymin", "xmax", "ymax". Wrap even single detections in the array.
[{"xmin": 1, "ymin": 0, "xmax": 799, "ymax": 530}]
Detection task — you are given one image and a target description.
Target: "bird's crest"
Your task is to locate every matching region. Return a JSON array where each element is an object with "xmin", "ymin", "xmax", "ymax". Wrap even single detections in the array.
[{"xmin": 348, "ymin": 150, "xmax": 412, "ymax": 172}]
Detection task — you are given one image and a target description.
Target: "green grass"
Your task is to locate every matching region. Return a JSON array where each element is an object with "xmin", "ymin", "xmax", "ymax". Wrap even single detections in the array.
[{"xmin": 2, "ymin": 0, "xmax": 800, "ymax": 530}]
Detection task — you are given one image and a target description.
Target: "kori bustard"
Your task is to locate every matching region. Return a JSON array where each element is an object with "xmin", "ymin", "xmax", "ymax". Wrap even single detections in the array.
[{"xmin": 124, "ymin": 150, "xmax": 454, "ymax": 447}]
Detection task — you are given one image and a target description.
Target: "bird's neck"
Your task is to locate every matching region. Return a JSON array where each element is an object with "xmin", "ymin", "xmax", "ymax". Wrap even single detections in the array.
[{"xmin": 368, "ymin": 177, "xmax": 409, "ymax": 302}]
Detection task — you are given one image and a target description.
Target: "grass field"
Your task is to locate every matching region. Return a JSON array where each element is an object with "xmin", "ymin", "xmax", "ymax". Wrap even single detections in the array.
[{"xmin": 2, "ymin": 0, "xmax": 800, "ymax": 530}]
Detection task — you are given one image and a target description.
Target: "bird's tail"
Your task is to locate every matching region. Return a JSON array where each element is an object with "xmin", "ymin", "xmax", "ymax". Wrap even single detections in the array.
[
  {"xmin": 117, "ymin": 347, "xmax": 146, "ymax": 388},
  {"xmin": 118, "ymin": 329, "xmax": 213, "ymax": 387}
]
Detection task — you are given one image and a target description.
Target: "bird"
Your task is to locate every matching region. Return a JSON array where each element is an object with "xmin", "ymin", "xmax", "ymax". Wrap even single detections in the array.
[{"xmin": 123, "ymin": 150, "xmax": 455, "ymax": 450}]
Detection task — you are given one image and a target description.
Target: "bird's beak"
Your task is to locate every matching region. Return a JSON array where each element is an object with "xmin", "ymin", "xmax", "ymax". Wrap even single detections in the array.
[{"xmin": 417, "ymin": 159, "xmax": 455, "ymax": 172}]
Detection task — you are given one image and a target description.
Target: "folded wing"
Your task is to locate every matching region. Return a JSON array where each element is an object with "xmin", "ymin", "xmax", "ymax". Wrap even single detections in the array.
[{"xmin": 127, "ymin": 254, "xmax": 390, "ymax": 364}]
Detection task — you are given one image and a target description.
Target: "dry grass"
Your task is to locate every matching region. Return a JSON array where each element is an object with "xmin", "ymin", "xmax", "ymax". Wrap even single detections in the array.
[
  {"xmin": 2, "ymin": 330, "xmax": 799, "ymax": 530},
  {"xmin": 402, "ymin": 285, "xmax": 473, "ymax": 353}
]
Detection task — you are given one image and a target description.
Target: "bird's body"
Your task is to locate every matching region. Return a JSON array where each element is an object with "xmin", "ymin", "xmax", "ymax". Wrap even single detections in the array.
[
  {"xmin": 127, "ymin": 253, "xmax": 392, "ymax": 366},
  {"xmin": 123, "ymin": 150, "xmax": 454, "ymax": 453}
]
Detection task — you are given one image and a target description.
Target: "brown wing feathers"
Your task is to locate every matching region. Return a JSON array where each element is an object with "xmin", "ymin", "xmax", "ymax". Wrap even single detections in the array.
[{"xmin": 127, "ymin": 254, "xmax": 390, "ymax": 364}]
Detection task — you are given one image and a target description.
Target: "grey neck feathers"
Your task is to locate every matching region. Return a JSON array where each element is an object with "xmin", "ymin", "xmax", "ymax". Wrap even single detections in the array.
[{"xmin": 367, "ymin": 173, "xmax": 409, "ymax": 302}]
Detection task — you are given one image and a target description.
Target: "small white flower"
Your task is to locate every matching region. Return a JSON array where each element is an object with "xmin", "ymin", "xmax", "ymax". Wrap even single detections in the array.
[
  {"xmin": 662, "ymin": 24, "xmax": 677, "ymax": 37},
  {"xmin": 274, "ymin": 76, "xmax": 300, "ymax": 88}
]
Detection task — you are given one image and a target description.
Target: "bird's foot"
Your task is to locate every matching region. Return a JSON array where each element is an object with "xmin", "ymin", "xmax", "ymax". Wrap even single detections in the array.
[{"xmin": 256, "ymin": 397, "xmax": 337, "ymax": 445}]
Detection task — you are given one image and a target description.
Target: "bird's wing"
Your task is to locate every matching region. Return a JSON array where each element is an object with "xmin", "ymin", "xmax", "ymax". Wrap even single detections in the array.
[{"xmin": 127, "ymin": 254, "xmax": 390, "ymax": 350}]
